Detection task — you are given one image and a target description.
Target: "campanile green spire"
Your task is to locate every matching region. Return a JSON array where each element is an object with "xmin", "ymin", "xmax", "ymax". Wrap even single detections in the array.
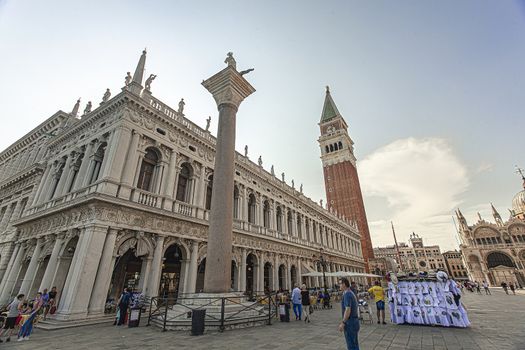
[{"xmin": 320, "ymin": 85, "xmax": 342, "ymax": 122}]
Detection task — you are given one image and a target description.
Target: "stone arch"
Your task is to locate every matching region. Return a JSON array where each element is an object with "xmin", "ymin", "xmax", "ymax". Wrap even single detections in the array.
[
  {"xmin": 162, "ymin": 237, "xmax": 190, "ymax": 259},
  {"xmin": 175, "ymin": 162, "xmax": 194, "ymax": 202},
  {"xmin": 159, "ymin": 242, "xmax": 188, "ymax": 298},
  {"xmin": 137, "ymin": 147, "xmax": 162, "ymax": 192},
  {"xmin": 486, "ymin": 251, "xmax": 515, "ymax": 269}
]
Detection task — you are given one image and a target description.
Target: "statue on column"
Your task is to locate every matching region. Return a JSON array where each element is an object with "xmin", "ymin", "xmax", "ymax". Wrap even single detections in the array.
[
  {"xmin": 244, "ymin": 145, "xmax": 248, "ymax": 157},
  {"xmin": 102, "ymin": 88, "xmax": 111, "ymax": 103},
  {"xmin": 125, "ymin": 72, "xmax": 132, "ymax": 86},
  {"xmin": 258, "ymin": 156, "xmax": 263, "ymax": 167},
  {"xmin": 178, "ymin": 98, "xmax": 185, "ymax": 114},
  {"xmin": 205, "ymin": 116, "xmax": 211, "ymax": 131},
  {"xmin": 145, "ymin": 74, "xmax": 157, "ymax": 91},
  {"xmin": 83, "ymin": 101, "xmax": 92, "ymax": 115},
  {"xmin": 224, "ymin": 52, "xmax": 236, "ymax": 70},
  {"xmin": 271, "ymin": 165, "xmax": 275, "ymax": 176}
]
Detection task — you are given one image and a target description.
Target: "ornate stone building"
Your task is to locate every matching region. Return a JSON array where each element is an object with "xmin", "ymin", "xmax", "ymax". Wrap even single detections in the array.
[
  {"xmin": 442, "ymin": 250, "xmax": 468, "ymax": 281},
  {"xmin": 457, "ymin": 178, "xmax": 525, "ymax": 287},
  {"xmin": 318, "ymin": 87, "xmax": 374, "ymax": 269},
  {"xmin": 373, "ymin": 233, "xmax": 446, "ymax": 274},
  {"xmin": 0, "ymin": 51, "xmax": 364, "ymax": 320}
]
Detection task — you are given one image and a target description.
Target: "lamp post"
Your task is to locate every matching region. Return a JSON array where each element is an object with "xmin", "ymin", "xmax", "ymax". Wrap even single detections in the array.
[{"xmin": 313, "ymin": 248, "xmax": 329, "ymax": 296}]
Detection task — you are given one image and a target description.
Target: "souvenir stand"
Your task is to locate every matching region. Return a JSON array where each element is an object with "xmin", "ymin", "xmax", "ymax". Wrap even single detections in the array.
[{"xmin": 386, "ymin": 271, "xmax": 470, "ymax": 328}]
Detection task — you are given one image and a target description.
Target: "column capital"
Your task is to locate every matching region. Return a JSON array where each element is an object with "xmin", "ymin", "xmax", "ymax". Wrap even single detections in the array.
[{"xmin": 202, "ymin": 62, "xmax": 255, "ymax": 109}]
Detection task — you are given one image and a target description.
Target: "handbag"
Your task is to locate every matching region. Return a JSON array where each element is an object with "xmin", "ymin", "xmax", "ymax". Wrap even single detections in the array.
[{"xmin": 49, "ymin": 306, "xmax": 57, "ymax": 315}]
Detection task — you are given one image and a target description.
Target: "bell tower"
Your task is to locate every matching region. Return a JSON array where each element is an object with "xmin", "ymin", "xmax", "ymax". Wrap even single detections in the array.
[{"xmin": 318, "ymin": 86, "xmax": 374, "ymax": 268}]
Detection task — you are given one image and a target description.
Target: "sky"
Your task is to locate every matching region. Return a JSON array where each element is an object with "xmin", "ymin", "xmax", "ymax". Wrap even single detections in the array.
[{"xmin": 1, "ymin": 0, "xmax": 524, "ymax": 251}]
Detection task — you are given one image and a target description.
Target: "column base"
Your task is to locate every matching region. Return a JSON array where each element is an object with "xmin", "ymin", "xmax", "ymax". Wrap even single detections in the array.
[
  {"xmin": 98, "ymin": 180, "xmax": 120, "ymax": 197},
  {"xmin": 152, "ymin": 292, "xmax": 271, "ymax": 331}
]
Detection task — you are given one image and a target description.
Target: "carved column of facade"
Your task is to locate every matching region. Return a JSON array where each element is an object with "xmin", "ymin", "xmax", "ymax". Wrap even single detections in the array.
[
  {"xmin": 118, "ymin": 131, "xmax": 141, "ymax": 199},
  {"xmin": 241, "ymin": 187, "xmax": 248, "ymax": 223},
  {"xmin": 239, "ymin": 248, "xmax": 247, "ymax": 292},
  {"xmin": 56, "ymin": 225, "xmax": 108, "ymax": 320},
  {"xmin": 87, "ymin": 228, "xmax": 118, "ymax": 315},
  {"xmin": 54, "ymin": 155, "xmax": 73, "ymax": 197},
  {"xmin": 0, "ymin": 243, "xmax": 21, "ymax": 302},
  {"xmin": 270, "ymin": 201, "xmax": 277, "ymax": 231},
  {"xmin": 257, "ymin": 195, "xmax": 264, "ymax": 227},
  {"xmin": 19, "ymin": 238, "xmax": 43, "ymax": 294},
  {"xmin": 138, "ymin": 256, "xmax": 153, "ymax": 292},
  {"xmin": 0, "ymin": 202, "xmax": 16, "ymax": 232},
  {"xmin": 297, "ymin": 259, "xmax": 302, "ymax": 285},
  {"xmin": 300, "ymin": 216, "xmax": 306, "ymax": 241},
  {"xmin": 39, "ymin": 233, "xmax": 65, "ymax": 291},
  {"xmin": 185, "ymin": 241, "xmax": 199, "ymax": 294},
  {"xmin": 73, "ymin": 142, "xmax": 95, "ymax": 191},
  {"xmin": 146, "ymin": 235, "xmax": 165, "ymax": 298},
  {"xmin": 273, "ymin": 255, "xmax": 279, "ymax": 290},
  {"xmin": 60, "ymin": 153, "xmax": 80, "ymax": 196},
  {"xmin": 258, "ymin": 253, "xmax": 265, "ymax": 292},
  {"xmin": 161, "ymin": 150, "xmax": 177, "ymax": 210},
  {"xmin": 193, "ymin": 166, "xmax": 207, "ymax": 208},
  {"xmin": 33, "ymin": 163, "xmax": 52, "ymax": 205}
]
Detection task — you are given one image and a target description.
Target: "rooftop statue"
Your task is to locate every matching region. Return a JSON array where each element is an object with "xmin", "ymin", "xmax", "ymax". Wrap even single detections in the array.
[
  {"xmin": 144, "ymin": 74, "xmax": 157, "ymax": 91},
  {"xmin": 205, "ymin": 116, "xmax": 211, "ymax": 131},
  {"xmin": 125, "ymin": 72, "xmax": 132, "ymax": 86},
  {"xmin": 178, "ymin": 98, "xmax": 185, "ymax": 114},
  {"xmin": 83, "ymin": 101, "xmax": 92, "ymax": 115},
  {"xmin": 281, "ymin": 172, "xmax": 285, "ymax": 182},
  {"xmin": 239, "ymin": 68, "xmax": 254, "ymax": 76},
  {"xmin": 258, "ymin": 156, "xmax": 263, "ymax": 167},
  {"xmin": 244, "ymin": 145, "xmax": 248, "ymax": 157},
  {"xmin": 271, "ymin": 165, "xmax": 275, "ymax": 176},
  {"xmin": 102, "ymin": 88, "xmax": 111, "ymax": 103},
  {"xmin": 300, "ymin": 184, "xmax": 303, "ymax": 193}
]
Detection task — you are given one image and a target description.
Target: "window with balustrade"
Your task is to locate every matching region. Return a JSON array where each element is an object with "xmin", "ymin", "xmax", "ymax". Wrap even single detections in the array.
[
  {"xmin": 137, "ymin": 148, "xmax": 160, "ymax": 192},
  {"xmin": 276, "ymin": 206, "xmax": 283, "ymax": 232},
  {"xmin": 175, "ymin": 163, "xmax": 192, "ymax": 202},
  {"xmin": 263, "ymin": 200, "xmax": 270, "ymax": 228},
  {"xmin": 247, "ymin": 193, "xmax": 256, "ymax": 224}
]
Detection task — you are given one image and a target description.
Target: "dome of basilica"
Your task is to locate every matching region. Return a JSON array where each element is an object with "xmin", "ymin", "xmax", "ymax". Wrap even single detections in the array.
[{"xmin": 512, "ymin": 182, "xmax": 525, "ymax": 215}]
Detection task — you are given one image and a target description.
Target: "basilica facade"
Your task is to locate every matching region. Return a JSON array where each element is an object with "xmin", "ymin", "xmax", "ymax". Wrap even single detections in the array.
[
  {"xmin": 0, "ymin": 51, "xmax": 364, "ymax": 320},
  {"xmin": 457, "ymin": 179, "xmax": 525, "ymax": 287}
]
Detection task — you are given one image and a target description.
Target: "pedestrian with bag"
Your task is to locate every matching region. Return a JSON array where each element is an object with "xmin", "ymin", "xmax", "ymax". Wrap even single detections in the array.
[
  {"xmin": 291, "ymin": 284, "xmax": 302, "ymax": 321},
  {"xmin": 116, "ymin": 288, "xmax": 131, "ymax": 326},
  {"xmin": 300, "ymin": 284, "xmax": 311, "ymax": 323},
  {"xmin": 0, "ymin": 294, "xmax": 24, "ymax": 343}
]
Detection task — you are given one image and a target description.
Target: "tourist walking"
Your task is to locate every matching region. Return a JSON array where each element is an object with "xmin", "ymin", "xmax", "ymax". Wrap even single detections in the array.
[
  {"xmin": 300, "ymin": 284, "xmax": 311, "ymax": 323},
  {"xmin": 368, "ymin": 280, "xmax": 386, "ymax": 324},
  {"xmin": 501, "ymin": 282, "xmax": 509, "ymax": 295},
  {"xmin": 475, "ymin": 281, "xmax": 482, "ymax": 294},
  {"xmin": 0, "ymin": 294, "xmax": 24, "ymax": 343},
  {"xmin": 18, "ymin": 292, "xmax": 43, "ymax": 341},
  {"xmin": 338, "ymin": 278, "xmax": 359, "ymax": 350},
  {"xmin": 41, "ymin": 289, "xmax": 50, "ymax": 320},
  {"xmin": 509, "ymin": 282, "xmax": 516, "ymax": 295},
  {"xmin": 116, "ymin": 288, "xmax": 131, "ymax": 326},
  {"xmin": 291, "ymin": 284, "xmax": 302, "ymax": 320},
  {"xmin": 482, "ymin": 281, "xmax": 491, "ymax": 295}
]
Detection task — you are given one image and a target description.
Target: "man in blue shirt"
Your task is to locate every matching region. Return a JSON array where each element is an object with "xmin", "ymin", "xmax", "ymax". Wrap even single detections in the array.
[
  {"xmin": 291, "ymin": 284, "xmax": 302, "ymax": 320},
  {"xmin": 338, "ymin": 278, "xmax": 360, "ymax": 350}
]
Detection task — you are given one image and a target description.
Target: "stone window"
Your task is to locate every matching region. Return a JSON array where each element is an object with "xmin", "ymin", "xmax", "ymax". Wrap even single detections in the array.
[
  {"xmin": 175, "ymin": 163, "xmax": 192, "ymax": 202},
  {"xmin": 233, "ymin": 185, "xmax": 240, "ymax": 219},
  {"xmin": 263, "ymin": 200, "xmax": 270, "ymax": 228},
  {"xmin": 137, "ymin": 148, "xmax": 159, "ymax": 192},
  {"xmin": 276, "ymin": 206, "xmax": 283, "ymax": 232},
  {"xmin": 247, "ymin": 193, "xmax": 256, "ymax": 224}
]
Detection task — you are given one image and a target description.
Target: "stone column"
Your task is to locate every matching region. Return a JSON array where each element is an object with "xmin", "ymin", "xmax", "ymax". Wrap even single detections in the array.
[
  {"xmin": 201, "ymin": 57, "xmax": 255, "ymax": 293},
  {"xmin": 33, "ymin": 163, "xmax": 52, "ymax": 205},
  {"xmin": 19, "ymin": 238, "xmax": 43, "ymax": 294},
  {"xmin": 193, "ymin": 167, "xmax": 207, "ymax": 208},
  {"xmin": 185, "ymin": 241, "xmax": 199, "ymax": 294},
  {"xmin": 273, "ymin": 255, "xmax": 279, "ymax": 291},
  {"xmin": 87, "ymin": 228, "xmax": 118, "ymax": 315},
  {"xmin": 258, "ymin": 253, "xmax": 265, "ymax": 292},
  {"xmin": 54, "ymin": 155, "xmax": 73, "ymax": 196},
  {"xmin": 0, "ymin": 203, "xmax": 15, "ymax": 232},
  {"xmin": 138, "ymin": 257, "xmax": 153, "ymax": 292},
  {"xmin": 0, "ymin": 243, "xmax": 20, "ymax": 302},
  {"xmin": 56, "ymin": 225, "xmax": 108, "ymax": 320},
  {"xmin": 146, "ymin": 235, "xmax": 165, "ymax": 298},
  {"xmin": 297, "ymin": 259, "xmax": 302, "ymax": 286},
  {"xmin": 39, "ymin": 233, "xmax": 65, "ymax": 291},
  {"xmin": 239, "ymin": 249, "xmax": 247, "ymax": 292},
  {"xmin": 99, "ymin": 127, "xmax": 133, "ymax": 196},
  {"xmin": 161, "ymin": 150, "xmax": 177, "ymax": 210},
  {"xmin": 118, "ymin": 131, "xmax": 141, "ymax": 199},
  {"xmin": 73, "ymin": 142, "xmax": 94, "ymax": 190}
]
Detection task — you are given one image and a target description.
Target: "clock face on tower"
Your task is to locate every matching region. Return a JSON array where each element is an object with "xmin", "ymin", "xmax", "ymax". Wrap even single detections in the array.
[{"xmin": 326, "ymin": 125, "xmax": 335, "ymax": 134}]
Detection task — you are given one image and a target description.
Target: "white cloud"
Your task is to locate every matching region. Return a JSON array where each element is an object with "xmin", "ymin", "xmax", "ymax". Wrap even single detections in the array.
[{"xmin": 359, "ymin": 138, "xmax": 469, "ymax": 251}]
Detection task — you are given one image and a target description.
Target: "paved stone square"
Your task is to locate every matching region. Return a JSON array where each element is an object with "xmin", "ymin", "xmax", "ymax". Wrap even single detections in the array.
[{"xmin": 5, "ymin": 289, "xmax": 525, "ymax": 350}]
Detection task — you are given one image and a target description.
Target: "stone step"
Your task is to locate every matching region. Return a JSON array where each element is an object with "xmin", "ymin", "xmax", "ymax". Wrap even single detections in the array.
[{"xmin": 36, "ymin": 315, "xmax": 114, "ymax": 331}]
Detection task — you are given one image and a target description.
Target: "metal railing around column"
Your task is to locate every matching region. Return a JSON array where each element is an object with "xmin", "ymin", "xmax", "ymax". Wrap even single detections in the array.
[{"xmin": 146, "ymin": 292, "xmax": 278, "ymax": 332}]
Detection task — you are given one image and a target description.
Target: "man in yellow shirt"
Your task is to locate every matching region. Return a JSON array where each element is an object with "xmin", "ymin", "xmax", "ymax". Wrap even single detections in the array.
[{"xmin": 368, "ymin": 280, "xmax": 386, "ymax": 324}]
